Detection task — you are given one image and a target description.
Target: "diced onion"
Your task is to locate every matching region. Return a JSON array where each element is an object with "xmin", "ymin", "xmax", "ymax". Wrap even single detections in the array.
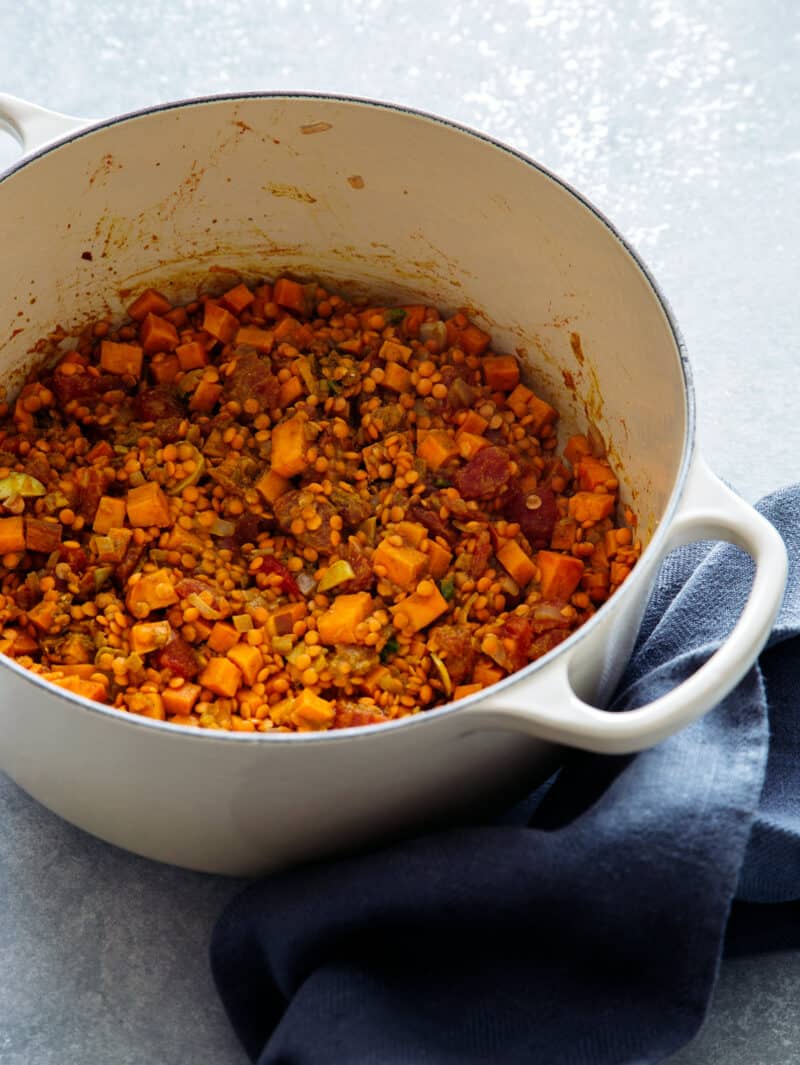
[
  {"xmin": 296, "ymin": 571, "xmax": 316, "ymax": 595},
  {"xmin": 187, "ymin": 593, "xmax": 221, "ymax": 620},
  {"xmin": 209, "ymin": 517, "xmax": 235, "ymax": 537},
  {"xmin": 430, "ymin": 652, "xmax": 452, "ymax": 696}
]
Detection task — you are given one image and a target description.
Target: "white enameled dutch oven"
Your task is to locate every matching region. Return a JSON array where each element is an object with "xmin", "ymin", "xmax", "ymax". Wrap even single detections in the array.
[{"xmin": 0, "ymin": 93, "xmax": 788, "ymax": 875}]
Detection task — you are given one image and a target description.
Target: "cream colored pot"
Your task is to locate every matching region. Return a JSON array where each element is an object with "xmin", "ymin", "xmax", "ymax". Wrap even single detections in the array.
[{"xmin": 0, "ymin": 93, "xmax": 787, "ymax": 875}]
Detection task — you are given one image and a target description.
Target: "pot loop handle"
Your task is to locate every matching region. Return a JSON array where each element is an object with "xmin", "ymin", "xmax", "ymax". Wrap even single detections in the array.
[
  {"xmin": 0, "ymin": 94, "xmax": 88, "ymax": 155},
  {"xmin": 474, "ymin": 457, "xmax": 787, "ymax": 754}
]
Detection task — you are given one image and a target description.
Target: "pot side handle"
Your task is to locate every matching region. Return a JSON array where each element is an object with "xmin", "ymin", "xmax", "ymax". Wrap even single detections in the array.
[
  {"xmin": 0, "ymin": 94, "xmax": 89, "ymax": 154},
  {"xmin": 473, "ymin": 458, "xmax": 787, "ymax": 754}
]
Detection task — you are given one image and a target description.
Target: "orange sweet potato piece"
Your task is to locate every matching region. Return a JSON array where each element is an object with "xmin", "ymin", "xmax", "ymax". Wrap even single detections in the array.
[
  {"xmin": 396, "ymin": 521, "xmax": 428, "ymax": 547},
  {"xmin": 383, "ymin": 362, "xmax": 412, "ymax": 393},
  {"xmin": 507, "ymin": 383, "xmax": 534, "ymax": 418},
  {"xmin": 199, "ymin": 656, "xmax": 242, "ymax": 697},
  {"xmin": 175, "ymin": 341, "xmax": 209, "ymax": 370},
  {"xmin": 564, "ymin": 434, "xmax": 592, "ymax": 466},
  {"xmin": 278, "ymin": 376, "xmax": 304, "ymax": 407},
  {"xmin": 418, "ymin": 430, "xmax": 458, "ymax": 470},
  {"xmin": 203, "ymin": 301, "xmax": 239, "ymax": 344},
  {"xmin": 127, "ymin": 288, "xmax": 172, "ymax": 321},
  {"xmin": 537, "ymin": 550, "xmax": 584, "ymax": 601},
  {"xmin": 399, "ymin": 305, "xmax": 427, "ymax": 335},
  {"xmin": 459, "ymin": 322, "xmax": 492, "ymax": 357},
  {"xmin": 27, "ymin": 599, "xmax": 58, "ymax": 632},
  {"xmin": 100, "ymin": 340, "xmax": 143, "ymax": 378},
  {"xmin": 235, "ymin": 326, "xmax": 274, "ymax": 353},
  {"xmin": 317, "ymin": 593, "xmax": 374, "ymax": 645},
  {"xmin": 456, "ymin": 432, "xmax": 489, "ymax": 460},
  {"xmin": 568, "ymin": 492, "xmax": 616, "ymax": 524},
  {"xmin": 273, "ymin": 277, "xmax": 309, "ymax": 315},
  {"xmin": 188, "ymin": 378, "xmax": 223, "ymax": 413},
  {"xmin": 221, "ymin": 283, "xmax": 255, "ymax": 315},
  {"xmin": 575, "ymin": 456, "xmax": 616, "ymax": 493},
  {"xmin": 125, "ymin": 691, "xmax": 166, "ymax": 719},
  {"xmin": 93, "ymin": 495, "xmax": 127, "ymax": 535},
  {"xmin": 426, "ymin": 540, "xmax": 453, "ymax": 579},
  {"xmin": 140, "ymin": 313, "xmax": 179, "ymax": 354},
  {"xmin": 129, "ymin": 620, "xmax": 173, "ymax": 654},
  {"xmin": 162, "ymin": 683, "xmax": 202, "ymax": 716},
  {"xmin": 125, "ymin": 568, "xmax": 179, "ymax": 617},
  {"xmin": 391, "ymin": 585, "xmax": 448, "ymax": 633},
  {"xmin": 150, "ymin": 353, "xmax": 181, "ymax": 385},
  {"xmin": 372, "ymin": 539, "xmax": 427, "ymax": 589},
  {"xmin": 227, "ymin": 642, "xmax": 263, "ymax": 685},
  {"xmin": 453, "ymin": 683, "xmax": 483, "ymax": 700},
  {"xmin": 483, "ymin": 354, "xmax": 520, "ymax": 391},
  {"xmin": 379, "ymin": 339, "xmax": 412, "ymax": 364},
  {"xmin": 208, "ymin": 622, "xmax": 240, "ymax": 654},
  {"xmin": 290, "ymin": 689, "xmax": 335, "ymax": 729},
  {"xmin": 255, "ymin": 468, "xmax": 290, "ymax": 504},
  {"xmin": 496, "ymin": 540, "xmax": 537, "ymax": 586},
  {"xmin": 0, "ymin": 516, "xmax": 26, "ymax": 554},
  {"xmin": 52, "ymin": 674, "xmax": 109, "ymax": 704},
  {"xmin": 126, "ymin": 481, "xmax": 171, "ymax": 528},
  {"xmin": 457, "ymin": 410, "xmax": 489, "ymax": 437},
  {"xmin": 271, "ymin": 415, "xmax": 309, "ymax": 477}
]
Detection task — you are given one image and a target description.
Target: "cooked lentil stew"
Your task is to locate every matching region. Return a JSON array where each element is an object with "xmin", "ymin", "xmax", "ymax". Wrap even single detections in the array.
[{"xmin": 0, "ymin": 278, "xmax": 640, "ymax": 731}]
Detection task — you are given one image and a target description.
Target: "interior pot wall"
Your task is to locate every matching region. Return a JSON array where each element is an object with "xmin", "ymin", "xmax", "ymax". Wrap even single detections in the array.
[{"xmin": 0, "ymin": 94, "xmax": 688, "ymax": 544}]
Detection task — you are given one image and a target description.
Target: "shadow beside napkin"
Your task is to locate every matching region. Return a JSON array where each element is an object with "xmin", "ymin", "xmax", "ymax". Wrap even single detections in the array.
[{"xmin": 212, "ymin": 487, "xmax": 799, "ymax": 1065}]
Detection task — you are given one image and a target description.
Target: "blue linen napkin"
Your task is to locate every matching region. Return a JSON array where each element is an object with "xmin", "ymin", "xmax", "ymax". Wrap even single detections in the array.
[{"xmin": 211, "ymin": 486, "xmax": 799, "ymax": 1065}]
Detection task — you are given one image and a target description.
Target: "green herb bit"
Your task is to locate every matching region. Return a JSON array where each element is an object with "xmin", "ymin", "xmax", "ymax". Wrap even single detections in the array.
[
  {"xmin": 380, "ymin": 634, "xmax": 399, "ymax": 662},
  {"xmin": 440, "ymin": 575, "xmax": 455, "ymax": 601}
]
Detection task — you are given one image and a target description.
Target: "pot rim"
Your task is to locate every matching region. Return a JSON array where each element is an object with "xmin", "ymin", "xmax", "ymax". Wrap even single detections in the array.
[{"xmin": 0, "ymin": 90, "xmax": 696, "ymax": 746}]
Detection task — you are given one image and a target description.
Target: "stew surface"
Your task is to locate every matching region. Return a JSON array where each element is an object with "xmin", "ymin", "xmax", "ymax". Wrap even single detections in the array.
[{"xmin": 0, "ymin": 278, "xmax": 640, "ymax": 731}]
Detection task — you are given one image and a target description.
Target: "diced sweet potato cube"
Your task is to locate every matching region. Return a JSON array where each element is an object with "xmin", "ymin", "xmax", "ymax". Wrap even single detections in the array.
[
  {"xmin": 175, "ymin": 341, "xmax": 209, "ymax": 370},
  {"xmin": 235, "ymin": 326, "xmax": 274, "ymax": 353},
  {"xmin": 568, "ymin": 492, "xmax": 616, "ymax": 524},
  {"xmin": 125, "ymin": 568, "xmax": 179, "ymax": 617},
  {"xmin": 507, "ymin": 384, "xmax": 534, "ymax": 418},
  {"xmin": 208, "ymin": 622, "xmax": 240, "ymax": 654},
  {"xmin": 100, "ymin": 340, "xmax": 143, "ymax": 378},
  {"xmin": 564, "ymin": 434, "xmax": 592, "ymax": 466},
  {"xmin": 453, "ymin": 683, "xmax": 483, "ymax": 701},
  {"xmin": 140, "ymin": 312, "xmax": 179, "ymax": 354},
  {"xmin": 418, "ymin": 430, "xmax": 458, "ymax": 470},
  {"xmin": 426, "ymin": 540, "xmax": 453, "ymax": 579},
  {"xmin": 290, "ymin": 689, "xmax": 335, "ymax": 729},
  {"xmin": 483, "ymin": 354, "xmax": 520, "ymax": 391},
  {"xmin": 150, "ymin": 353, "xmax": 181, "ymax": 384},
  {"xmin": 27, "ymin": 599, "xmax": 58, "ymax": 632},
  {"xmin": 396, "ymin": 521, "xmax": 428, "ymax": 547},
  {"xmin": 203, "ymin": 301, "xmax": 239, "ymax": 344},
  {"xmin": 497, "ymin": 540, "xmax": 537, "ymax": 586},
  {"xmin": 575, "ymin": 456, "xmax": 616, "ymax": 493},
  {"xmin": 527, "ymin": 394, "xmax": 558, "ymax": 433},
  {"xmin": 93, "ymin": 495, "xmax": 127, "ymax": 534},
  {"xmin": 255, "ymin": 468, "xmax": 290, "ymax": 504},
  {"xmin": 162, "ymin": 683, "xmax": 202, "ymax": 716},
  {"xmin": 459, "ymin": 322, "xmax": 491, "ymax": 357},
  {"xmin": 391, "ymin": 585, "xmax": 448, "ymax": 633},
  {"xmin": 317, "ymin": 593, "xmax": 374, "ymax": 645},
  {"xmin": 92, "ymin": 527, "xmax": 132, "ymax": 564},
  {"xmin": 188, "ymin": 379, "xmax": 223, "ymax": 413},
  {"xmin": 267, "ymin": 601, "xmax": 307, "ymax": 637},
  {"xmin": 372, "ymin": 539, "xmax": 427, "ymax": 589},
  {"xmin": 457, "ymin": 410, "xmax": 488, "ymax": 437},
  {"xmin": 127, "ymin": 288, "xmax": 172, "ymax": 321},
  {"xmin": 550, "ymin": 518, "xmax": 578, "ymax": 552},
  {"xmin": 0, "ymin": 516, "xmax": 25, "ymax": 555},
  {"xmin": 457, "ymin": 432, "xmax": 489, "ymax": 460},
  {"xmin": 273, "ymin": 277, "xmax": 309, "ymax": 315},
  {"xmin": 227, "ymin": 642, "xmax": 262, "ymax": 685},
  {"xmin": 199, "ymin": 656, "xmax": 242, "ymax": 697},
  {"xmin": 383, "ymin": 361, "xmax": 412, "ymax": 393},
  {"xmin": 537, "ymin": 550, "xmax": 584, "ymax": 601},
  {"xmin": 221, "ymin": 283, "xmax": 255, "ymax": 315},
  {"xmin": 125, "ymin": 691, "xmax": 165, "ymax": 719},
  {"xmin": 379, "ymin": 339, "xmax": 412, "ymax": 363},
  {"xmin": 271, "ymin": 415, "xmax": 309, "ymax": 478},
  {"xmin": 126, "ymin": 481, "xmax": 171, "ymax": 528},
  {"xmin": 52, "ymin": 674, "xmax": 109, "ymax": 704},
  {"xmin": 278, "ymin": 376, "xmax": 304, "ymax": 407}
]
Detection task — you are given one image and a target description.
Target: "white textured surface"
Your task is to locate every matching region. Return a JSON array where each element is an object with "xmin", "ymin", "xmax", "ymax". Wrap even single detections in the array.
[{"xmin": 1, "ymin": 1, "xmax": 799, "ymax": 1063}]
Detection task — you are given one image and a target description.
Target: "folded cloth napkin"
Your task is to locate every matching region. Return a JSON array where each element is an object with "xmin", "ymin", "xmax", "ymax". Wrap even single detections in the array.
[{"xmin": 211, "ymin": 486, "xmax": 799, "ymax": 1065}]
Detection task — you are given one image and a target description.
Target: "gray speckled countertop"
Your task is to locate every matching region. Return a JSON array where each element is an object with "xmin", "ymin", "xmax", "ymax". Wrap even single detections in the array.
[{"xmin": 1, "ymin": 2, "xmax": 799, "ymax": 1063}]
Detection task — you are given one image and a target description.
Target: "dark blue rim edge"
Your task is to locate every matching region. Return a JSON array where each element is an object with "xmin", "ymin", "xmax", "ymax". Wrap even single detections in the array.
[{"xmin": 0, "ymin": 90, "xmax": 696, "ymax": 746}]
